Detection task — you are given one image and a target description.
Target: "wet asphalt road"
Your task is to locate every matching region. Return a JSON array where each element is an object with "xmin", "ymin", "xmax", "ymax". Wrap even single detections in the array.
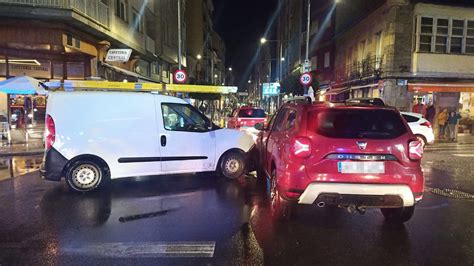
[{"xmin": 0, "ymin": 144, "xmax": 473, "ymax": 265}]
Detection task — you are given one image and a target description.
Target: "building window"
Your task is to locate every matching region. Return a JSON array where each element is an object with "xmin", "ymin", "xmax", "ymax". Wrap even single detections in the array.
[
  {"xmin": 132, "ymin": 8, "xmax": 142, "ymax": 33},
  {"xmin": 375, "ymin": 31, "xmax": 383, "ymax": 69},
  {"xmin": 467, "ymin": 21, "xmax": 474, "ymax": 54},
  {"xmin": 451, "ymin": 20, "xmax": 464, "ymax": 54},
  {"xmin": 116, "ymin": 0, "xmax": 127, "ymax": 21},
  {"xmin": 435, "ymin": 19, "xmax": 448, "ymax": 53},
  {"xmin": 419, "ymin": 17, "xmax": 433, "ymax": 52},
  {"xmin": 417, "ymin": 16, "xmax": 474, "ymax": 55},
  {"xmin": 324, "ymin": 52, "xmax": 330, "ymax": 68}
]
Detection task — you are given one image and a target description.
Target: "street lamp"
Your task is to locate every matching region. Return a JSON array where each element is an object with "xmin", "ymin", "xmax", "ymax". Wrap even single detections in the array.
[
  {"xmin": 197, "ymin": 54, "xmax": 202, "ymax": 60},
  {"xmin": 281, "ymin": 57, "xmax": 285, "ymax": 61},
  {"xmin": 228, "ymin": 67, "xmax": 232, "ymax": 71},
  {"xmin": 260, "ymin": 37, "xmax": 267, "ymax": 44},
  {"xmin": 248, "ymin": 80, "xmax": 251, "ymax": 84}
]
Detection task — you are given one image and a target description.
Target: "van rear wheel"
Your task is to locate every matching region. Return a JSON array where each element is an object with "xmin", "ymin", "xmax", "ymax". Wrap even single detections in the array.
[
  {"xmin": 220, "ymin": 151, "xmax": 245, "ymax": 179},
  {"xmin": 66, "ymin": 160, "xmax": 108, "ymax": 192}
]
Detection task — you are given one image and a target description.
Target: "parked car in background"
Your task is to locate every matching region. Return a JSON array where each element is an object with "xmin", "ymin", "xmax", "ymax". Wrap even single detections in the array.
[
  {"xmin": 401, "ymin": 112, "xmax": 435, "ymax": 147},
  {"xmin": 255, "ymin": 101, "xmax": 424, "ymax": 223},
  {"xmin": 227, "ymin": 107, "xmax": 267, "ymax": 130},
  {"xmin": 41, "ymin": 91, "xmax": 255, "ymax": 192}
]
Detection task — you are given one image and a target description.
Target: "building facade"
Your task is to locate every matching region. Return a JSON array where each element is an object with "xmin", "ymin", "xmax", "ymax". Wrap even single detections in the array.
[
  {"xmin": 331, "ymin": 0, "xmax": 474, "ymax": 118},
  {"xmin": 185, "ymin": 0, "xmax": 225, "ymax": 85},
  {"xmin": 0, "ymin": 0, "xmax": 186, "ymax": 84}
]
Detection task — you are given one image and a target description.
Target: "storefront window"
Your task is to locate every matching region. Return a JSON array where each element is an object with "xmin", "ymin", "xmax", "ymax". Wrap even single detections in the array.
[
  {"xmin": 53, "ymin": 63, "xmax": 64, "ymax": 79},
  {"xmin": 67, "ymin": 62, "xmax": 85, "ymax": 80}
]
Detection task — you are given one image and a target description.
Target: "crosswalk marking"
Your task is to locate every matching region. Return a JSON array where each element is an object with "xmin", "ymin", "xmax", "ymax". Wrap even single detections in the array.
[
  {"xmin": 452, "ymin": 154, "xmax": 474, "ymax": 157},
  {"xmin": 61, "ymin": 241, "xmax": 216, "ymax": 258}
]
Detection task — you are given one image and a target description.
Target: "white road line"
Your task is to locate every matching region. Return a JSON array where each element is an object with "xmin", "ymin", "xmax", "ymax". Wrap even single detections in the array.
[
  {"xmin": 61, "ymin": 241, "xmax": 216, "ymax": 258},
  {"xmin": 452, "ymin": 154, "xmax": 474, "ymax": 157}
]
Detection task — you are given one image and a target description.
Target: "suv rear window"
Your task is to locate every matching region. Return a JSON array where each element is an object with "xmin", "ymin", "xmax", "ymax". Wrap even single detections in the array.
[
  {"xmin": 238, "ymin": 109, "xmax": 266, "ymax": 118},
  {"xmin": 310, "ymin": 109, "xmax": 408, "ymax": 139}
]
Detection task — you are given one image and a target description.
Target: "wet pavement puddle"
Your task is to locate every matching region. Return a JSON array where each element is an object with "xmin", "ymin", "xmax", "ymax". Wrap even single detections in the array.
[{"xmin": 61, "ymin": 241, "xmax": 216, "ymax": 258}]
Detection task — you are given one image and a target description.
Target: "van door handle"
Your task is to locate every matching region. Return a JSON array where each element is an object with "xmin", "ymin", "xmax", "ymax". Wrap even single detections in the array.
[{"xmin": 161, "ymin": 135, "xmax": 167, "ymax": 147}]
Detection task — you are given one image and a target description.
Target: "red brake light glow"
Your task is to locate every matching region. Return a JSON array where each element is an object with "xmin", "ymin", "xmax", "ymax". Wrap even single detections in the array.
[
  {"xmin": 420, "ymin": 121, "xmax": 432, "ymax": 128},
  {"xmin": 45, "ymin": 115, "xmax": 56, "ymax": 150},
  {"xmin": 292, "ymin": 137, "xmax": 312, "ymax": 158},
  {"xmin": 408, "ymin": 140, "xmax": 423, "ymax": 160}
]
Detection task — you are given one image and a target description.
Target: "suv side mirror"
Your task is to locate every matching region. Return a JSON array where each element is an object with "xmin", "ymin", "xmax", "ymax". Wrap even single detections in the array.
[{"xmin": 254, "ymin": 122, "xmax": 265, "ymax": 131}]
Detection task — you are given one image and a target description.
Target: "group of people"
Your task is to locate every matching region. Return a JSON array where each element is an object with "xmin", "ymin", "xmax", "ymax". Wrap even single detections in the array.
[
  {"xmin": 412, "ymin": 99, "xmax": 462, "ymax": 142},
  {"xmin": 437, "ymin": 109, "xmax": 462, "ymax": 141}
]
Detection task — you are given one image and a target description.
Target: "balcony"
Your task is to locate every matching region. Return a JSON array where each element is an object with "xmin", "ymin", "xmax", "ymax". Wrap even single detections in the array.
[
  {"xmin": 0, "ymin": 0, "xmax": 109, "ymax": 27},
  {"xmin": 345, "ymin": 55, "xmax": 383, "ymax": 80}
]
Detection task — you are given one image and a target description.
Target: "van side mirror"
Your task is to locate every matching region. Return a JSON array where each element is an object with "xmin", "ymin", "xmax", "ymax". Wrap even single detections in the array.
[{"xmin": 254, "ymin": 122, "xmax": 265, "ymax": 131}]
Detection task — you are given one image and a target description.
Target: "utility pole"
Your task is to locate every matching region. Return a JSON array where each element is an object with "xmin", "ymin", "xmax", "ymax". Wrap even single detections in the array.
[
  {"xmin": 177, "ymin": 0, "xmax": 182, "ymax": 70},
  {"xmin": 305, "ymin": 0, "xmax": 311, "ymax": 63}
]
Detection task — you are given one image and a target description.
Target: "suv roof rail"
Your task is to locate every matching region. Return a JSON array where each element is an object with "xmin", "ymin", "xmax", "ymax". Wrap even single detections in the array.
[
  {"xmin": 344, "ymin": 98, "xmax": 386, "ymax": 107},
  {"xmin": 284, "ymin": 96, "xmax": 312, "ymax": 104}
]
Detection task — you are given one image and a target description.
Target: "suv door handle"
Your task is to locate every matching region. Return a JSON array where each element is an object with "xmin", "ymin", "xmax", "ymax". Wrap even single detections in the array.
[{"xmin": 160, "ymin": 135, "xmax": 167, "ymax": 147}]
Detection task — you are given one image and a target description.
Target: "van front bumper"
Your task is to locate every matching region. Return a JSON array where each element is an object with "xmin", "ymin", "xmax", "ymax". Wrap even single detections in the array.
[{"xmin": 40, "ymin": 147, "xmax": 68, "ymax": 181}]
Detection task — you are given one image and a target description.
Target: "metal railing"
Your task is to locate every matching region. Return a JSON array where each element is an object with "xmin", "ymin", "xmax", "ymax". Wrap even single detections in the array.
[
  {"xmin": 345, "ymin": 55, "xmax": 383, "ymax": 80},
  {"xmin": 0, "ymin": 0, "xmax": 109, "ymax": 27}
]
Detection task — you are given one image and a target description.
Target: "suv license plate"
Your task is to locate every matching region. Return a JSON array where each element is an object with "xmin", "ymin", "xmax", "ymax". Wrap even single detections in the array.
[{"xmin": 337, "ymin": 161, "xmax": 385, "ymax": 174}]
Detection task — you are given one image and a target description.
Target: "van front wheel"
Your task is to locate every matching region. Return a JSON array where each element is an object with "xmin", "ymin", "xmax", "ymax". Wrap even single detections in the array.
[
  {"xmin": 66, "ymin": 160, "xmax": 107, "ymax": 192},
  {"xmin": 220, "ymin": 151, "xmax": 246, "ymax": 179}
]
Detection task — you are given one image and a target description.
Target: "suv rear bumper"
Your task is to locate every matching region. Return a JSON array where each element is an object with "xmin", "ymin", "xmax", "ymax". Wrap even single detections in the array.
[{"xmin": 298, "ymin": 183, "xmax": 415, "ymax": 207}]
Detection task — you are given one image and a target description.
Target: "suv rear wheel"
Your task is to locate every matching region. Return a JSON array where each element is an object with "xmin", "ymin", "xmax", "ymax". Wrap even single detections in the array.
[
  {"xmin": 270, "ymin": 168, "xmax": 294, "ymax": 220},
  {"xmin": 66, "ymin": 160, "xmax": 109, "ymax": 192},
  {"xmin": 381, "ymin": 206, "xmax": 415, "ymax": 223}
]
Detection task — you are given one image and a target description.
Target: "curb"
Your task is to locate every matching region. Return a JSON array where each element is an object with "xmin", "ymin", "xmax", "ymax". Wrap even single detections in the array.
[{"xmin": 0, "ymin": 150, "xmax": 44, "ymax": 157}]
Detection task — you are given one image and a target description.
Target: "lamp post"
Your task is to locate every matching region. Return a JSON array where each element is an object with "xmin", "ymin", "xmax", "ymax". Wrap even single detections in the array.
[{"xmin": 260, "ymin": 38, "xmax": 286, "ymax": 82}]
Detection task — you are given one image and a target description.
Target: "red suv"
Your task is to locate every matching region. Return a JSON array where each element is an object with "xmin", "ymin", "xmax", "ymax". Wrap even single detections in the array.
[
  {"xmin": 227, "ymin": 107, "xmax": 267, "ymax": 129},
  {"xmin": 255, "ymin": 101, "xmax": 424, "ymax": 223}
]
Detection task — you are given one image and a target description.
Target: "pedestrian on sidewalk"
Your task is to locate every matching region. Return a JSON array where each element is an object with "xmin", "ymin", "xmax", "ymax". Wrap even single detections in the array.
[
  {"xmin": 425, "ymin": 101, "xmax": 436, "ymax": 124},
  {"xmin": 412, "ymin": 99, "xmax": 426, "ymax": 115},
  {"xmin": 437, "ymin": 109, "xmax": 448, "ymax": 139},
  {"xmin": 447, "ymin": 111, "xmax": 462, "ymax": 141}
]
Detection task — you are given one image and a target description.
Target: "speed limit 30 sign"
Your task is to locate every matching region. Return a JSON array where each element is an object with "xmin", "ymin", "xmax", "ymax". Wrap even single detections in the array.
[
  {"xmin": 173, "ymin": 69, "xmax": 188, "ymax": 84},
  {"xmin": 299, "ymin": 72, "xmax": 313, "ymax": 86}
]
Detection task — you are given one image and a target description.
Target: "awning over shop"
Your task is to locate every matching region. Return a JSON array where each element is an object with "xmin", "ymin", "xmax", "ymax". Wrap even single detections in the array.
[
  {"xmin": 408, "ymin": 83, "xmax": 474, "ymax": 92},
  {"xmin": 0, "ymin": 76, "xmax": 48, "ymax": 95},
  {"xmin": 165, "ymin": 84, "xmax": 238, "ymax": 94},
  {"xmin": 45, "ymin": 80, "xmax": 164, "ymax": 92}
]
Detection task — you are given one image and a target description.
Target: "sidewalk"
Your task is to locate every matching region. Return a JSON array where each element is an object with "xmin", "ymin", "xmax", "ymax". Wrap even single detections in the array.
[
  {"xmin": 434, "ymin": 133, "xmax": 474, "ymax": 145},
  {"xmin": 0, "ymin": 140, "xmax": 44, "ymax": 157}
]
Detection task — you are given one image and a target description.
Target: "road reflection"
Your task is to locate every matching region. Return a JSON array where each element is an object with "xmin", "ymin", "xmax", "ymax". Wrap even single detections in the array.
[{"xmin": 0, "ymin": 155, "xmax": 43, "ymax": 181}]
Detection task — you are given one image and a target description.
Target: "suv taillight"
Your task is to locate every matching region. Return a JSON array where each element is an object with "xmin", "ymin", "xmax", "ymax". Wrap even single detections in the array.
[
  {"xmin": 291, "ymin": 137, "xmax": 312, "ymax": 158},
  {"xmin": 45, "ymin": 115, "xmax": 55, "ymax": 150},
  {"xmin": 408, "ymin": 140, "xmax": 423, "ymax": 160},
  {"xmin": 420, "ymin": 121, "xmax": 432, "ymax": 128}
]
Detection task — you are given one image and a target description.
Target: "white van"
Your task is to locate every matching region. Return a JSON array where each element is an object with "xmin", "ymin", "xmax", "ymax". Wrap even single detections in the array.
[{"xmin": 40, "ymin": 91, "xmax": 255, "ymax": 192}]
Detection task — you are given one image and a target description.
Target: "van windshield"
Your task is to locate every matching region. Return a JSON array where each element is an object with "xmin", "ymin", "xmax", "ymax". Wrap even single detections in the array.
[{"xmin": 309, "ymin": 109, "xmax": 407, "ymax": 139}]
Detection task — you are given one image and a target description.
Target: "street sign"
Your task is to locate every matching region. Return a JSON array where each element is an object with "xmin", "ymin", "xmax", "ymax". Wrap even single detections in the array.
[
  {"xmin": 303, "ymin": 59, "xmax": 312, "ymax": 73},
  {"xmin": 299, "ymin": 72, "xmax": 313, "ymax": 86},
  {"xmin": 262, "ymin": 82, "xmax": 281, "ymax": 96},
  {"xmin": 173, "ymin": 69, "xmax": 188, "ymax": 84},
  {"xmin": 105, "ymin": 49, "xmax": 132, "ymax": 62}
]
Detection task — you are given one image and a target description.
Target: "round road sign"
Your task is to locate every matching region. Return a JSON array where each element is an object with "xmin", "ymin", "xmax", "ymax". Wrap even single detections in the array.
[
  {"xmin": 173, "ymin": 69, "xmax": 188, "ymax": 84},
  {"xmin": 299, "ymin": 72, "xmax": 313, "ymax": 86}
]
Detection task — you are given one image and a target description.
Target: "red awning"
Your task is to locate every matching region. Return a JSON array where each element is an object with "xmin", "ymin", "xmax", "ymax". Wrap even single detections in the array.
[{"xmin": 408, "ymin": 83, "xmax": 474, "ymax": 92}]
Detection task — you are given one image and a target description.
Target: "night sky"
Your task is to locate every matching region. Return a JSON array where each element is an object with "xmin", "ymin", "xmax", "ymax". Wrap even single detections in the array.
[{"xmin": 212, "ymin": 0, "xmax": 277, "ymax": 89}]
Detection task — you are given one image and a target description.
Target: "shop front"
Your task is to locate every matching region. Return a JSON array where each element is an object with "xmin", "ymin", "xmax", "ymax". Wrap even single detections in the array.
[{"xmin": 408, "ymin": 82, "xmax": 474, "ymax": 139}]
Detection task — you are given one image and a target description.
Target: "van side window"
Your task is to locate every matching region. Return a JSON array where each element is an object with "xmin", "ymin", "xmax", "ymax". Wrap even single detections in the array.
[{"xmin": 161, "ymin": 103, "xmax": 209, "ymax": 132}]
